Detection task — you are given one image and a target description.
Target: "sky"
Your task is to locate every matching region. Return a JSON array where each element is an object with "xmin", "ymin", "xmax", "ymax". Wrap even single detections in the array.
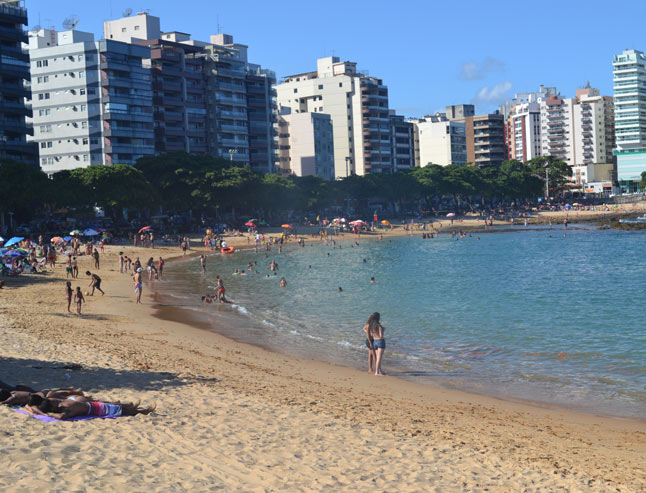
[{"xmin": 23, "ymin": 0, "xmax": 646, "ymax": 117}]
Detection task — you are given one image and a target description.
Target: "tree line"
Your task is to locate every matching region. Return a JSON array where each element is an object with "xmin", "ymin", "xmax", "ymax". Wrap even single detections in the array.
[{"xmin": 0, "ymin": 152, "xmax": 572, "ymax": 227}]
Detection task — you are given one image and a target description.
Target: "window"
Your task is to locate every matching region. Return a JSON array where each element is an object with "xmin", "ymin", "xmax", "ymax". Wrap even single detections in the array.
[
  {"xmin": 80, "ymin": 88, "xmax": 86, "ymax": 95},
  {"xmin": 37, "ymin": 77, "xmax": 42, "ymax": 83},
  {"xmin": 41, "ymin": 158, "xmax": 47, "ymax": 165},
  {"xmin": 39, "ymin": 109, "xmax": 51, "ymax": 116},
  {"xmin": 339, "ymin": 82, "xmax": 343, "ymax": 87},
  {"xmin": 88, "ymin": 88, "xmax": 96, "ymax": 95},
  {"xmin": 90, "ymin": 137, "xmax": 99, "ymax": 145},
  {"xmin": 81, "ymin": 121, "xmax": 88, "ymax": 129},
  {"xmin": 36, "ymin": 60, "xmax": 48, "ymax": 67},
  {"xmin": 293, "ymin": 88, "xmax": 298, "ymax": 93},
  {"xmin": 81, "ymin": 105, "xmax": 87, "ymax": 112},
  {"xmin": 121, "ymin": 27, "xmax": 126, "ymax": 32},
  {"xmin": 83, "ymin": 155, "xmax": 89, "ymax": 162},
  {"xmin": 38, "ymin": 93, "xmax": 50, "ymax": 100},
  {"xmin": 319, "ymin": 107, "xmax": 323, "ymax": 111},
  {"xmin": 82, "ymin": 138, "xmax": 89, "ymax": 145},
  {"xmin": 40, "ymin": 142, "xmax": 46, "ymax": 149},
  {"xmin": 79, "ymin": 71, "xmax": 84, "ymax": 78},
  {"xmin": 318, "ymin": 84, "xmax": 323, "ymax": 90},
  {"xmin": 134, "ymin": 25, "xmax": 140, "ymax": 31},
  {"xmin": 44, "ymin": 76, "xmax": 49, "ymax": 82}
]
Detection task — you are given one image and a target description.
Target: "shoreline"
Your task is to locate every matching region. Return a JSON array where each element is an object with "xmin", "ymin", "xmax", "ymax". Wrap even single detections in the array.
[
  {"xmin": 1, "ymin": 225, "xmax": 645, "ymax": 489},
  {"xmin": 152, "ymin": 231, "xmax": 645, "ymax": 423}
]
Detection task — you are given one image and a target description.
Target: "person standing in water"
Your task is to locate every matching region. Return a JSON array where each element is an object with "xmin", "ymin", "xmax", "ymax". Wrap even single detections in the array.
[
  {"xmin": 133, "ymin": 267, "xmax": 143, "ymax": 304},
  {"xmin": 362, "ymin": 315, "xmax": 376, "ymax": 374},
  {"xmin": 200, "ymin": 255, "xmax": 206, "ymax": 274},
  {"xmin": 365, "ymin": 312, "xmax": 386, "ymax": 376}
]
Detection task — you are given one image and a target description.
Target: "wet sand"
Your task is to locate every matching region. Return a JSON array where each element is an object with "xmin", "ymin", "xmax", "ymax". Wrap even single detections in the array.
[{"xmin": 1, "ymin": 229, "xmax": 645, "ymax": 491}]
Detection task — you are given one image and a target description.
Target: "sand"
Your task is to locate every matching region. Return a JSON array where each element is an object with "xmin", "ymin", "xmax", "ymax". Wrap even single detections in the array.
[{"xmin": 1, "ymin": 227, "xmax": 645, "ymax": 492}]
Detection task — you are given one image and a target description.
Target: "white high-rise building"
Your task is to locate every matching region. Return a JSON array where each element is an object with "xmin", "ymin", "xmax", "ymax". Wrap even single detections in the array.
[
  {"xmin": 540, "ymin": 95, "xmax": 576, "ymax": 165},
  {"xmin": 507, "ymin": 101, "xmax": 542, "ymax": 161},
  {"xmin": 613, "ymin": 49, "xmax": 646, "ymax": 192},
  {"xmin": 410, "ymin": 114, "xmax": 466, "ymax": 167},
  {"xmin": 275, "ymin": 56, "xmax": 391, "ymax": 177},
  {"xmin": 276, "ymin": 109, "xmax": 334, "ymax": 179},
  {"xmin": 27, "ymin": 28, "xmax": 155, "ymax": 173}
]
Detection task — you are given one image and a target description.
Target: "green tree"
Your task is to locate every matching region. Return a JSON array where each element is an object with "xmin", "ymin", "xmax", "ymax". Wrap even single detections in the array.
[
  {"xmin": 0, "ymin": 158, "xmax": 50, "ymax": 226},
  {"xmin": 527, "ymin": 156, "xmax": 572, "ymax": 197}
]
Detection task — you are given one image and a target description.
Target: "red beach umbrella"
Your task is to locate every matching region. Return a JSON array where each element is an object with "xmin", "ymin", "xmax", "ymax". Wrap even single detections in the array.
[
  {"xmin": 138, "ymin": 226, "xmax": 152, "ymax": 233},
  {"xmin": 281, "ymin": 224, "xmax": 293, "ymax": 229},
  {"xmin": 244, "ymin": 222, "xmax": 257, "ymax": 227}
]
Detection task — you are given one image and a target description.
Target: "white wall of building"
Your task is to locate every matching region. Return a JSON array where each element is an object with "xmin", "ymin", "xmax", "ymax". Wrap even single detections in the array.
[{"xmin": 414, "ymin": 119, "xmax": 466, "ymax": 166}]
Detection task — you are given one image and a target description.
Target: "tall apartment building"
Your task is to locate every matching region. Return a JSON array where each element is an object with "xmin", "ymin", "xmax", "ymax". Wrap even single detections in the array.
[
  {"xmin": 540, "ymin": 95, "xmax": 576, "ymax": 165},
  {"xmin": 28, "ymin": 29, "xmax": 154, "ymax": 173},
  {"xmin": 446, "ymin": 104, "xmax": 505, "ymax": 167},
  {"xmin": 411, "ymin": 114, "xmax": 467, "ymax": 167},
  {"xmin": 388, "ymin": 113, "xmax": 415, "ymax": 171},
  {"xmin": 506, "ymin": 101, "xmax": 542, "ymax": 162},
  {"xmin": 613, "ymin": 49, "xmax": 646, "ymax": 192},
  {"xmin": 276, "ymin": 108, "xmax": 334, "ymax": 179},
  {"xmin": 500, "ymin": 85, "xmax": 556, "ymax": 159},
  {"xmin": 105, "ymin": 13, "xmax": 277, "ymax": 173},
  {"xmin": 275, "ymin": 56, "xmax": 391, "ymax": 177},
  {"xmin": 0, "ymin": 0, "xmax": 36, "ymax": 164}
]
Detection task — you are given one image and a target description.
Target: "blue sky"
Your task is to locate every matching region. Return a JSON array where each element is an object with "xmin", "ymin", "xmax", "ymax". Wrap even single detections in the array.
[{"xmin": 25, "ymin": 0, "xmax": 644, "ymax": 117}]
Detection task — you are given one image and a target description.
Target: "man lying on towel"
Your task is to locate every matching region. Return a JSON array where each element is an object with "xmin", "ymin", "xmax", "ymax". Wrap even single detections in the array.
[
  {"xmin": 26, "ymin": 394, "xmax": 154, "ymax": 420},
  {"xmin": 0, "ymin": 387, "xmax": 88, "ymax": 406}
]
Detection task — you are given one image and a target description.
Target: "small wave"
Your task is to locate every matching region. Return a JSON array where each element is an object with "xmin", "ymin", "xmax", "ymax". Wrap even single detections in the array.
[
  {"xmin": 262, "ymin": 320, "xmax": 277, "ymax": 328},
  {"xmin": 231, "ymin": 304, "xmax": 250, "ymax": 315}
]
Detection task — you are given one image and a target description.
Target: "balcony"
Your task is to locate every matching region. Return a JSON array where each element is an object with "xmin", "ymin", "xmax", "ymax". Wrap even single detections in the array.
[
  {"xmin": 0, "ymin": 99, "xmax": 30, "ymax": 115},
  {"xmin": 0, "ymin": 26, "xmax": 27, "ymax": 43}
]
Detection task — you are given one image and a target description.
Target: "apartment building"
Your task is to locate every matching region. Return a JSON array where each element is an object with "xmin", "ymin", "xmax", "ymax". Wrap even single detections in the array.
[
  {"xmin": 0, "ymin": 0, "xmax": 36, "ymax": 164},
  {"xmin": 388, "ymin": 113, "xmax": 415, "ymax": 171},
  {"xmin": 540, "ymin": 95, "xmax": 576, "ymax": 165},
  {"xmin": 104, "ymin": 13, "xmax": 277, "ymax": 172},
  {"xmin": 275, "ymin": 56, "xmax": 391, "ymax": 177},
  {"xmin": 446, "ymin": 104, "xmax": 505, "ymax": 167},
  {"xmin": 276, "ymin": 109, "xmax": 334, "ymax": 179},
  {"xmin": 28, "ymin": 28, "xmax": 154, "ymax": 173},
  {"xmin": 506, "ymin": 101, "xmax": 542, "ymax": 162},
  {"xmin": 411, "ymin": 114, "xmax": 467, "ymax": 167},
  {"xmin": 613, "ymin": 49, "xmax": 646, "ymax": 192}
]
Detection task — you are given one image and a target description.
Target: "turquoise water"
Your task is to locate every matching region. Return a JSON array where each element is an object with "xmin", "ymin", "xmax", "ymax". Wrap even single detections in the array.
[{"xmin": 162, "ymin": 227, "xmax": 646, "ymax": 419}]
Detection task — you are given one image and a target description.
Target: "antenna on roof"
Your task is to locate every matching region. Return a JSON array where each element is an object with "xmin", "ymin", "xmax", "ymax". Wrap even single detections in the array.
[
  {"xmin": 123, "ymin": 8, "xmax": 133, "ymax": 17},
  {"xmin": 62, "ymin": 14, "xmax": 80, "ymax": 30},
  {"xmin": 216, "ymin": 14, "xmax": 222, "ymax": 34}
]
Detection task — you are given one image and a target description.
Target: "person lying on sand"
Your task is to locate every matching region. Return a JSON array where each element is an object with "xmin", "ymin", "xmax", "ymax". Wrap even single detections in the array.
[
  {"xmin": 26, "ymin": 394, "xmax": 155, "ymax": 420},
  {"xmin": 0, "ymin": 387, "xmax": 87, "ymax": 406}
]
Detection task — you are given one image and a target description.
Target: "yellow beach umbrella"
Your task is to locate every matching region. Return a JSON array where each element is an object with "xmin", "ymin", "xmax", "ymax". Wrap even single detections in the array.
[{"xmin": 380, "ymin": 220, "xmax": 391, "ymax": 226}]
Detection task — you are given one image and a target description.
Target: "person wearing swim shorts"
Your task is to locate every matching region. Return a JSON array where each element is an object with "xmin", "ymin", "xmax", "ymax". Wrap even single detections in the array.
[
  {"xmin": 365, "ymin": 312, "xmax": 386, "ymax": 376},
  {"xmin": 85, "ymin": 271, "xmax": 104, "ymax": 296},
  {"xmin": 362, "ymin": 314, "xmax": 376, "ymax": 373}
]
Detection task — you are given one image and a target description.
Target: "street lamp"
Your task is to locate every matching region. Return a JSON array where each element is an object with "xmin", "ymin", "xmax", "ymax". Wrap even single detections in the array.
[{"xmin": 228, "ymin": 148, "xmax": 238, "ymax": 161}]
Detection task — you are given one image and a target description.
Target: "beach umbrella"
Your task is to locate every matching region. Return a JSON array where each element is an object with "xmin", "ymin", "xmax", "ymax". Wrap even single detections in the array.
[
  {"xmin": 3, "ymin": 249, "xmax": 25, "ymax": 258},
  {"xmin": 63, "ymin": 236, "xmax": 72, "ymax": 242},
  {"xmin": 83, "ymin": 228, "xmax": 100, "ymax": 236},
  {"xmin": 138, "ymin": 226, "xmax": 152, "ymax": 233},
  {"xmin": 69, "ymin": 229, "xmax": 81, "ymax": 236},
  {"xmin": 4, "ymin": 237, "xmax": 24, "ymax": 247},
  {"xmin": 244, "ymin": 221, "xmax": 256, "ymax": 227},
  {"xmin": 0, "ymin": 236, "xmax": 4, "ymax": 243},
  {"xmin": 50, "ymin": 236, "xmax": 64, "ymax": 244},
  {"xmin": 446, "ymin": 213, "xmax": 456, "ymax": 217},
  {"xmin": 349, "ymin": 220, "xmax": 365, "ymax": 225},
  {"xmin": 247, "ymin": 218, "xmax": 258, "ymax": 223},
  {"xmin": 281, "ymin": 224, "xmax": 293, "ymax": 229},
  {"xmin": 380, "ymin": 220, "xmax": 391, "ymax": 226}
]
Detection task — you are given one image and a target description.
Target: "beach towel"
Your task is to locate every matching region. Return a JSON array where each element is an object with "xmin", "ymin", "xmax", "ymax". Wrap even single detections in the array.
[{"xmin": 14, "ymin": 408, "xmax": 118, "ymax": 422}]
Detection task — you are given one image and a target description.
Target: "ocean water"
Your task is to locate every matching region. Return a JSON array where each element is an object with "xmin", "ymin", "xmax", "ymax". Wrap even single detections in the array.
[{"xmin": 159, "ymin": 226, "xmax": 646, "ymax": 419}]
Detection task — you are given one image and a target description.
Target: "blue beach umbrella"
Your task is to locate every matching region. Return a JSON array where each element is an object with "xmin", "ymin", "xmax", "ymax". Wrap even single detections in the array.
[
  {"xmin": 4, "ymin": 237, "xmax": 24, "ymax": 247},
  {"xmin": 64, "ymin": 236, "xmax": 72, "ymax": 242},
  {"xmin": 3, "ymin": 250, "xmax": 25, "ymax": 258}
]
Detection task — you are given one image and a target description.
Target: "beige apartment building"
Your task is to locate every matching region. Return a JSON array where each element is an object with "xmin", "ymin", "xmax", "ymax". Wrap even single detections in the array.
[
  {"xmin": 276, "ymin": 109, "xmax": 334, "ymax": 179},
  {"xmin": 410, "ymin": 114, "xmax": 467, "ymax": 167},
  {"xmin": 446, "ymin": 104, "xmax": 505, "ymax": 167},
  {"xmin": 275, "ymin": 56, "xmax": 391, "ymax": 177}
]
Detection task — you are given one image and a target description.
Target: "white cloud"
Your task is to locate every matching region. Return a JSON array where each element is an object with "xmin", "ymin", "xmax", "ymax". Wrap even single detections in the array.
[
  {"xmin": 460, "ymin": 57, "xmax": 505, "ymax": 80},
  {"xmin": 473, "ymin": 81, "xmax": 512, "ymax": 105}
]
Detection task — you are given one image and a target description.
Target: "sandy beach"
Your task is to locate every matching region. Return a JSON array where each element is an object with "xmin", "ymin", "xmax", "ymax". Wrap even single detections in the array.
[{"xmin": 1, "ymin": 223, "xmax": 645, "ymax": 491}]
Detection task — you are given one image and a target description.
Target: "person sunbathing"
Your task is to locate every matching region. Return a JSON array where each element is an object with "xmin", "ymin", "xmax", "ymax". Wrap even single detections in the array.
[
  {"xmin": 0, "ymin": 387, "xmax": 88, "ymax": 406},
  {"xmin": 26, "ymin": 394, "xmax": 155, "ymax": 419}
]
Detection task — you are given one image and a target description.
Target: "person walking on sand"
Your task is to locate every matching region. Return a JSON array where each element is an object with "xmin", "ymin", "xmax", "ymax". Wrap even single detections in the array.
[
  {"xmin": 365, "ymin": 312, "xmax": 386, "ymax": 376},
  {"xmin": 71, "ymin": 256, "xmax": 78, "ymax": 278},
  {"xmin": 65, "ymin": 281, "xmax": 73, "ymax": 313},
  {"xmin": 85, "ymin": 271, "xmax": 104, "ymax": 296},
  {"xmin": 93, "ymin": 249, "xmax": 100, "ymax": 269},
  {"xmin": 119, "ymin": 252, "xmax": 124, "ymax": 273},
  {"xmin": 158, "ymin": 257, "xmax": 164, "ymax": 280},
  {"xmin": 133, "ymin": 267, "xmax": 143, "ymax": 304},
  {"xmin": 73, "ymin": 287, "xmax": 85, "ymax": 315}
]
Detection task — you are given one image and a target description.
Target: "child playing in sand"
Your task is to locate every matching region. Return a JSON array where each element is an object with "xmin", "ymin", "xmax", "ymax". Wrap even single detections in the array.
[{"xmin": 74, "ymin": 287, "xmax": 85, "ymax": 315}]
